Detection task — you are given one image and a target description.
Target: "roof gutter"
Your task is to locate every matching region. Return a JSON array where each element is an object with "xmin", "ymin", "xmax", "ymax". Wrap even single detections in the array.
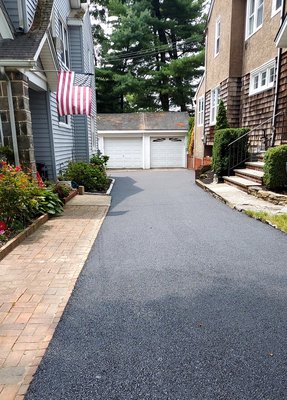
[
  {"xmin": 0, "ymin": 60, "xmax": 37, "ymax": 68},
  {"xmin": 272, "ymin": 0, "xmax": 286, "ymax": 146},
  {"xmin": 0, "ymin": 67, "xmax": 20, "ymax": 166}
]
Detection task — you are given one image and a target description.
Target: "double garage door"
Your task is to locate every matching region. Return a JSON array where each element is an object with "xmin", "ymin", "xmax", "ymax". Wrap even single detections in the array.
[{"xmin": 104, "ymin": 136, "xmax": 185, "ymax": 169}]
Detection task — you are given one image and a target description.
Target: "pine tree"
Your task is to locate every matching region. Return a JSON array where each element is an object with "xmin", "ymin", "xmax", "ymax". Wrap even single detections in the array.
[
  {"xmin": 215, "ymin": 100, "xmax": 229, "ymax": 130},
  {"xmin": 92, "ymin": 0, "xmax": 206, "ymax": 112}
]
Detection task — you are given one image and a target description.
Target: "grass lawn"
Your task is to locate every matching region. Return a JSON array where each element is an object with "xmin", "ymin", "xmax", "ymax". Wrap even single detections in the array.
[{"xmin": 244, "ymin": 211, "xmax": 287, "ymax": 233}]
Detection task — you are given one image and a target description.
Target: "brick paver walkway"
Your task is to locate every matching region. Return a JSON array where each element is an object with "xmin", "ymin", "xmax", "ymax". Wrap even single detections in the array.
[{"xmin": 0, "ymin": 195, "xmax": 110, "ymax": 400}]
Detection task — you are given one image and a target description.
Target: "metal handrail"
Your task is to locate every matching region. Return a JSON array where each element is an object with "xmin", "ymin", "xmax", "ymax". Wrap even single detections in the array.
[
  {"xmin": 228, "ymin": 112, "xmax": 283, "ymax": 148},
  {"xmin": 227, "ymin": 111, "xmax": 284, "ymax": 176}
]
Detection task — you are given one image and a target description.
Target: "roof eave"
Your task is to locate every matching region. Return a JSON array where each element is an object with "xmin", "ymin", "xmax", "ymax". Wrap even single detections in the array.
[{"xmin": 275, "ymin": 14, "xmax": 287, "ymax": 48}]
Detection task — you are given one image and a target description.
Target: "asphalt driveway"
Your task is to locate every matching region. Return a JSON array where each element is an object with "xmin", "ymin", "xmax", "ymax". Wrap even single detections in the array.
[{"xmin": 26, "ymin": 170, "xmax": 287, "ymax": 400}]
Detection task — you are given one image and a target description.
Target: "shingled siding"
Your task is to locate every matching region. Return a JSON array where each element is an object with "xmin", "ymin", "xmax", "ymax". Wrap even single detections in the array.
[
  {"xmin": 240, "ymin": 74, "xmax": 275, "ymax": 153},
  {"xmin": 275, "ymin": 52, "xmax": 287, "ymax": 146}
]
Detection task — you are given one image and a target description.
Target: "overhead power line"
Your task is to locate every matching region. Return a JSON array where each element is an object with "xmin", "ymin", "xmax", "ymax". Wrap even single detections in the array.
[{"xmin": 104, "ymin": 37, "xmax": 196, "ymax": 63}]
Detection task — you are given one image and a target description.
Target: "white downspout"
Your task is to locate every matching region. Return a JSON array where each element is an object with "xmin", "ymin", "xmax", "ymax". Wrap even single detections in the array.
[
  {"xmin": 0, "ymin": 68, "xmax": 20, "ymax": 165},
  {"xmin": 271, "ymin": 0, "xmax": 286, "ymax": 146},
  {"xmin": 17, "ymin": 0, "xmax": 28, "ymax": 32}
]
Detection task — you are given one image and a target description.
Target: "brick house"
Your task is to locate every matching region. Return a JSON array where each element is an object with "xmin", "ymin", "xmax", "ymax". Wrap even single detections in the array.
[
  {"xmin": 0, "ymin": 0, "xmax": 97, "ymax": 180},
  {"xmin": 193, "ymin": 0, "xmax": 287, "ymax": 171}
]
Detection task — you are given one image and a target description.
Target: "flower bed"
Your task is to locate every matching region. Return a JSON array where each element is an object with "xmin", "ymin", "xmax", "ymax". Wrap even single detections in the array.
[{"xmin": 0, "ymin": 161, "xmax": 64, "ymax": 249}]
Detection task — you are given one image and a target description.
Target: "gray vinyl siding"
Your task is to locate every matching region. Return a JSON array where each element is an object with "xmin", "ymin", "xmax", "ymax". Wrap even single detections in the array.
[
  {"xmin": 50, "ymin": 92, "xmax": 75, "ymax": 176},
  {"xmin": 26, "ymin": 0, "xmax": 38, "ymax": 30},
  {"xmin": 69, "ymin": 26, "xmax": 83, "ymax": 73},
  {"xmin": 2, "ymin": 0, "xmax": 19, "ymax": 29},
  {"xmin": 69, "ymin": 25, "xmax": 89, "ymax": 161},
  {"xmin": 82, "ymin": 9, "xmax": 97, "ymax": 155},
  {"xmin": 29, "ymin": 89, "xmax": 56, "ymax": 180},
  {"xmin": 2, "ymin": 0, "xmax": 38, "ymax": 31}
]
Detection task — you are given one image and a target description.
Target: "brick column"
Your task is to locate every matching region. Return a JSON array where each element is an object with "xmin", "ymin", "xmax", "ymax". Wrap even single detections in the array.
[{"xmin": 0, "ymin": 71, "xmax": 36, "ymax": 172}]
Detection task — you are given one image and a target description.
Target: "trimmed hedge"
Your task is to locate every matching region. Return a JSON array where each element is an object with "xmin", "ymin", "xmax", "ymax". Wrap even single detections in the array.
[
  {"xmin": 263, "ymin": 145, "xmax": 287, "ymax": 190},
  {"xmin": 212, "ymin": 128, "xmax": 249, "ymax": 177}
]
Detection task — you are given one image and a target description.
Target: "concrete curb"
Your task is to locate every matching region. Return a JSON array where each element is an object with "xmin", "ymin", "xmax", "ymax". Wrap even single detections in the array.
[
  {"xmin": 195, "ymin": 179, "xmax": 235, "ymax": 209},
  {"xmin": 196, "ymin": 179, "xmax": 286, "ymax": 234},
  {"xmin": 106, "ymin": 178, "xmax": 115, "ymax": 195}
]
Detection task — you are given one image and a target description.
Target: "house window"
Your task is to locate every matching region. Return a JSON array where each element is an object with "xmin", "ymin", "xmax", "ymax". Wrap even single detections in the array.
[
  {"xmin": 215, "ymin": 18, "xmax": 221, "ymax": 56},
  {"xmin": 272, "ymin": 0, "xmax": 282, "ymax": 16},
  {"xmin": 249, "ymin": 60, "xmax": 276, "ymax": 95},
  {"xmin": 210, "ymin": 87, "xmax": 220, "ymax": 125},
  {"xmin": 59, "ymin": 19, "xmax": 70, "ymax": 68},
  {"xmin": 197, "ymin": 97, "xmax": 205, "ymax": 126},
  {"xmin": 58, "ymin": 115, "xmax": 70, "ymax": 126},
  {"xmin": 246, "ymin": 0, "xmax": 264, "ymax": 38}
]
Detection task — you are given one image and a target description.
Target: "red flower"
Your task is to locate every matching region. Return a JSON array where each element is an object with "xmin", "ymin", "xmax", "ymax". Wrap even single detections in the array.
[{"xmin": 0, "ymin": 221, "xmax": 7, "ymax": 232}]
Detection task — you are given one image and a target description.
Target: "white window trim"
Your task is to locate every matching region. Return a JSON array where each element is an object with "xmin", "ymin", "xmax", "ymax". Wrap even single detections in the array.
[
  {"xmin": 249, "ymin": 59, "xmax": 276, "ymax": 96},
  {"xmin": 214, "ymin": 17, "xmax": 221, "ymax": 57},
  {"xmin": 210, "ymin": 87, "xmax": 220, "ymax": 126},
  {"xmin": 245, "ymin": 0, "xmax": 264, "ymax": 39},
  {"xmin": 271, "ymin": 0, "xmax": 282, "ymax": 17},
  {"xmin": 197, "ymin": 96, "xmax": 205, "ymax": 127},
  {"xmin": 58, "ymin": 18, "xmax": 70, "ymax": 68},
  {"xmin": 59, "ymin": 116, "xmax": 71, "ymax": 128}
]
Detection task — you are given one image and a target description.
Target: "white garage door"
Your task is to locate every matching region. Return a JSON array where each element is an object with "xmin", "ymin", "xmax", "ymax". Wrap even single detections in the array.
[
  {"xmin": 150, "ymin": 137, "xmax": 186, "ymax": 168},
  {"xmin": 104, "ymin": 138, "xmax": 143, "ymax": 169}
]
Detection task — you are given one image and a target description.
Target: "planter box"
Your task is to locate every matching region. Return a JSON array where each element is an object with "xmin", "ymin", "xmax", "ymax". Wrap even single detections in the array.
[
  {"xmin": 0, "ymin": 214, "xmax": 49, "ymax": 262},
  {"xmin": 63, "ymin": 189, "xmax": 79, "ymax": 204}
]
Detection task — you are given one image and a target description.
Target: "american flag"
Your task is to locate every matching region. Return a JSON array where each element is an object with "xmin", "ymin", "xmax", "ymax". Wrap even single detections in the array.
[{"xmin": 56, "ymin": 70, "xmax": 92, "ymax": 116}]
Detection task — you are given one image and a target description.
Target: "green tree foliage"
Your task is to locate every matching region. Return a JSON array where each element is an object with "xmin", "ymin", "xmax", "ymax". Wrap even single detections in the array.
[
  {"xmin": 93, "ymin": 0, "xmax": 206, "ymax": 112},
  {"xmin": 215, "ymin": 99, "xmax": 229, "ymax": 130},
  {"xmin": 212, "ymin": 128, "xmax": 249, "ymax": 177}
]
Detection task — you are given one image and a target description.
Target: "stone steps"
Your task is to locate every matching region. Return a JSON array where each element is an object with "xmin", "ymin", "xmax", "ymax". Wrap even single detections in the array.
[
  {"xmin": 223, "ymin": 176, "xmax": 262, "ymax": 192},
  {"xmin": 233, "ymin": 168, "xmax": 264, "ymax": 184}
]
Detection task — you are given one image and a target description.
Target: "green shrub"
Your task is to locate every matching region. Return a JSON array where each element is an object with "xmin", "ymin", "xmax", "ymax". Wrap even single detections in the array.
[
  {"xmin": 63, "ymin": 161, "xmax": 109, "ymax": 192},
  {"xmin": 90, "ymin": 154, "xmax": 109, "ymax": 171},
  {"xmin": 212, "ymin": 128, "xmax": 249, "ymax": 177},
  {"xmin": 36, "ymin": 189, "xmax": 64, "ymax": 215},
  {"xmin": 216, "ymin": 100, "xmax": 229, "ymax": 130},
  {"xmin": 263, "ymin": 145, "xmax": 287, "ymax": 190},
  {"xmin": 0, "ymin": 162, "xmax": 63, "ymax": 230},
  {"xmin": 0, "ymin": 162, "xmax": 41, "ymax": 226},
  {"xmin": 52, "ymin": 182, "xmax": 72, "ymax": 199}
]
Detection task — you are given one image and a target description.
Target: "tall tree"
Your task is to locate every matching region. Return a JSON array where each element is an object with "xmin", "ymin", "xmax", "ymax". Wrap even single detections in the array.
[{"xmin": 93, "ymin": 0, "xmax": 205, "ymax": 112}]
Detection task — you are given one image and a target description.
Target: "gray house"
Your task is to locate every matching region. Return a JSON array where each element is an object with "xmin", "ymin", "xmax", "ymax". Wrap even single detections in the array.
[{"xmin": 0, "ymin": 0, "xmax": 97, "ymax": 180}]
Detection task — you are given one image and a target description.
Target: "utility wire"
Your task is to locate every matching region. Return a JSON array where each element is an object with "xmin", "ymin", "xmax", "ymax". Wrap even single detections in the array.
[{"xmin": 104, "ymin": 37, "xmax": 196, "ymax": 62}]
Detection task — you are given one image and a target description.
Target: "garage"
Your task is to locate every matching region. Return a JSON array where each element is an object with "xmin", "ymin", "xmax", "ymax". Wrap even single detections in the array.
[
  {"xmin": 150, "ymin": 137, "xmax": 186, "ymax": 168},
  {"xmin": 97, "ymin": 112, "xmax": 189, "ymax": 169},
  {"xmin": 104, "ymin": 138, "xmax": 143, "ymax": 169}
]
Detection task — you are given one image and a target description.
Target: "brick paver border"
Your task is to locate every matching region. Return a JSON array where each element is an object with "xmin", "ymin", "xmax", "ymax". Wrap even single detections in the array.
[{"xmin": 0, "ymin": 199, "xmax": 109, "ymax": 400}]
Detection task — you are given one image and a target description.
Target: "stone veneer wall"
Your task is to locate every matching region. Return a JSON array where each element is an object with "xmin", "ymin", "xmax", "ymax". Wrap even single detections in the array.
[{"xmin": 0, "ymin": 71, "xmax": 36, "ymax": 172}]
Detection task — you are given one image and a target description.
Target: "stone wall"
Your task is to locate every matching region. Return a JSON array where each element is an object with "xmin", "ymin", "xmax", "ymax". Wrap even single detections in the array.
[{"xmin": 0, "ymin": 71, "xmax": 36, "ymax": 172}]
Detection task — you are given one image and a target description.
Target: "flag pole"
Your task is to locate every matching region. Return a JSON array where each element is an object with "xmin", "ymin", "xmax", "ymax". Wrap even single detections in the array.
[{"xmin": 30, "ymin": 68, "xmax": 94, "ymax": 75}]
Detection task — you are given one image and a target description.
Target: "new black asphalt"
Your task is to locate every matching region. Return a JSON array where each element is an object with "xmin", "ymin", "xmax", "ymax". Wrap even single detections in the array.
[{"xmin": 26, "ymin": 170, "xmax": 287, "ymax": 400}]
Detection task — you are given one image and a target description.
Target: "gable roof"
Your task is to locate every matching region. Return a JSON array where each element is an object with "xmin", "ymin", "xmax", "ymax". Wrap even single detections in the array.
[
  {"xmin": 98, "ymin": 112, "xmax": 189, "ymax": 132},
  {"xmin": 0, "ymin": 0, "xmax": 54, "ymax": 63}
]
